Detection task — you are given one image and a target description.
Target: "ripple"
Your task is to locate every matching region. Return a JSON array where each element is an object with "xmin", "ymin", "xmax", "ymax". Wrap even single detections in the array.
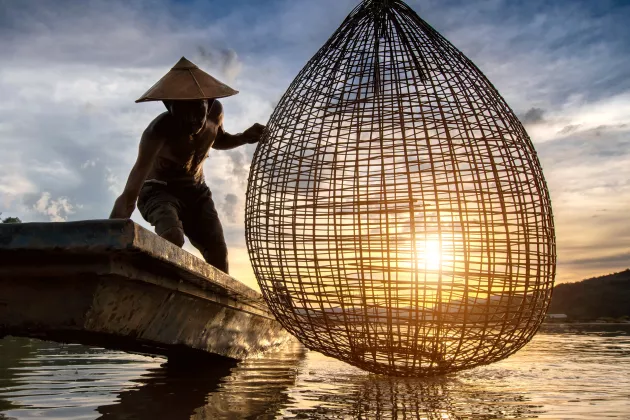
[{"xmin": 0, "ymin": 324, "xmax": 629, "ymax": 419}]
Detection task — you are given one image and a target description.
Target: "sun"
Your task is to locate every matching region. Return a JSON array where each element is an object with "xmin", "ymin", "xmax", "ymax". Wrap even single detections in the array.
[{"xmin": 418, "ymin": 239, "xmax": 442, "ymax": 271}]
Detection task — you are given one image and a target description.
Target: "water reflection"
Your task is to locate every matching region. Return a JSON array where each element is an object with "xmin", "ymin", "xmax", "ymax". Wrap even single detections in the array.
[
  {"xmin": 0, "ymin": 337, "xmax": 162, "ymax": 420},
  {"xmin": 96, "ymin": 360, "xmax": 235, "ymax": 419},
  {"xmin": 286, "ymin": 366, "xmax": 541, "ymax": 419},
  {"xmin": 346, "ymin": 377, "xmax": 458, "ymax": 419},
  {"xmin": 0, "ymin": 337, "xmax": 37, "ymax": 413},
  {"xmin": 96, "ymin": 343, "xmax": 306, "ymax": 420},
  {"xmin": 0, "ymin": 325, "xmax": 629, "ymax": 419},
  {"xmin": 196, "ymin": 343, "xmax": 305, "ymax": 419}
]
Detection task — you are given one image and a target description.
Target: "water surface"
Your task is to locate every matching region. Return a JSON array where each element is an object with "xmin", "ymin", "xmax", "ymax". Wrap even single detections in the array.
[{"xmin": 1, "ymin": 324, "xmax": 629, "ymax": 419}]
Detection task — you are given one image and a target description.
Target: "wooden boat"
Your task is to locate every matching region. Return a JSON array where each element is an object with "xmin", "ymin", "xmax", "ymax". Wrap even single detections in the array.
[{"xmin": 0, "ymin": 220, "xmax": 293, "ymax": 360}]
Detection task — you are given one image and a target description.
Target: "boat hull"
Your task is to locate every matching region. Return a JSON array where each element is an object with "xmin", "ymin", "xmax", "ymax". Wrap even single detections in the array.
[{"xmin": 0, "ymin": 220, "xmax": 293, "ymax": 360}]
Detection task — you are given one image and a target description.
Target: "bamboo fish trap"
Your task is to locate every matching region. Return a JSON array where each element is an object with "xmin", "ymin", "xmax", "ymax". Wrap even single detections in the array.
[{"xmin": 246, "ymin": 0, "xmax": 555, "ymax": 376}]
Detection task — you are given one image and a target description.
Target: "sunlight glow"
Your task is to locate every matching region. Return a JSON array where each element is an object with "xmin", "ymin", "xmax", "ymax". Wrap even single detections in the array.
[{"xmin": 418, "ymin": 238, "xmax": 442, "ymax": 271}]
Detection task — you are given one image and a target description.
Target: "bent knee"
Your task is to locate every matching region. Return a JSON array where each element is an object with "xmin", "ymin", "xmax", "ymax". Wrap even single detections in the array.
[{"xmin": 160, "ymin": 226, "xmax": 185, "ymax": 247}]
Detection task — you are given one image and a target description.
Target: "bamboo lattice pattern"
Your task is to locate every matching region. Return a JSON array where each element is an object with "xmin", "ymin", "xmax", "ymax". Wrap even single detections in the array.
[{"xmin": 246, "ymin": 0, "xmax": 556, "ymax": 377}]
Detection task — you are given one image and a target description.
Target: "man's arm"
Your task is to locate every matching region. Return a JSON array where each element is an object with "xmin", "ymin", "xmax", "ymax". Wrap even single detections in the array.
[
  {"xmin": 109, "ymin": 123, "xmax": 165, "ymax": 219},
  {"xmin": 212, "ymin": 123, "xmax": 266, "ymax": 150},
  {"xmin": 209, "ymin": 100, "xmax": 265, "ymax": 150}
]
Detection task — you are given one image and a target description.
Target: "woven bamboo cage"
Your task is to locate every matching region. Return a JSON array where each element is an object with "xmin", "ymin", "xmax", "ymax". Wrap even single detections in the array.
[{"xmin": 246, "ymin": 0, "xmax": 555, "ymax": 377}]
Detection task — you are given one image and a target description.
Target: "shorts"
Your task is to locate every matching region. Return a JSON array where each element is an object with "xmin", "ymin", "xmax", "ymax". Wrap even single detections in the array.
[{"xmin": 137, "ymin": 180, "xmax": 229, "ymax": 273}]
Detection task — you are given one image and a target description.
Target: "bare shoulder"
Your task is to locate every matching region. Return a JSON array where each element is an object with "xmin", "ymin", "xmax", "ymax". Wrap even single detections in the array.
[
  {"xmin": 142, "ymin": 112, "xmax": 174, "ymax": 143},
  {"xmin": 209, "ymin": 99, "xmax": 224, "ymax": 121}
]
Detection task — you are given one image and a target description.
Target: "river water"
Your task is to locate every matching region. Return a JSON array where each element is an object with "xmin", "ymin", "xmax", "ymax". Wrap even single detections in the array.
[{"xmin": 0, "ymin": 324, "xmax": 628, "ymax": 419}]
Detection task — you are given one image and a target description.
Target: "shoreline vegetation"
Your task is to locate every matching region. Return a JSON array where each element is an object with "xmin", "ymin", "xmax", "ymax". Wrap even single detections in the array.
[
  {"xmin": 543, "ymin": 319, "xmax": 630, "ymax": 324},
  {"xmin": 546, "ymin": 269, "xmax": 630, "ymax": 323}
]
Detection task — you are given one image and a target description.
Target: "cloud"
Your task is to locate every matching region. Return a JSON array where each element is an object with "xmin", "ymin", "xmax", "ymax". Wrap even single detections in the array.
[
  {"xmin": 81, "ymin": 158, "xmax": 99, "ymax": 169},
  {"xmin": 220, "ymin": 193, "xmax": 240, "ymax": 224},
  {"xmin": 226, "ymin": 149, "xmax": 250, "ymax": 188},
  {"xmin": 521, "ymin": 107, "xmax": 546, "ymax": 124},
  {"xmin": 197, "ymin": 46, "xmax": 243, "ymax": 84},
  {"xmin": 32, "ymin": 192, "xmax": 76, "ymax": 222},
  {"xmin": 560, "ymin": 252, "xmax": 630, "ymax": 269},
  {"xmin": 106, "ymin": 167, "xmax": 124, "ymax": 195},
  {"xmin": 0, "ymin": 172, "xmax": 37, "ymax": 196},
  {"xmin": 524, "ymin": 92, "xmax": 630, "ymax": 143},
  {"xmin": 535, "ymin": 122, "xmax": 630, "ymax": 283},
  {"xmin": 1, "ymin": 0, "xmax": 629, "ymax": 287},
  {"xmin": 558, "ymin": 124, "xmax": 581, "ymax": 135}
]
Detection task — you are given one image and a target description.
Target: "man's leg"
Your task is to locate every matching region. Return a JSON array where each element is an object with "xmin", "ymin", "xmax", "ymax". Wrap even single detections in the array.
[
  {"xmin": 182, "ymin": 186, "xmax": 229, "ymax": 273},
  {"xmin": 137, "ymin": 185, "xmax": 185, "ymax": 247}
]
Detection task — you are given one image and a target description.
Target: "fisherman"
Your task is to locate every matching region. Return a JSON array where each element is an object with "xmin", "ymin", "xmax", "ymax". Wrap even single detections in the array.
[{"xmin": 109, "ymin": 57, "xmax": 265, "ymax": 274}]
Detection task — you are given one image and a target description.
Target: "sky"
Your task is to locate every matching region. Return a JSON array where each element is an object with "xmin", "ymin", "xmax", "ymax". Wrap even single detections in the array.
[{"xmin": 0, "ymin": 0, "xmax": 629, "ymax": 289}]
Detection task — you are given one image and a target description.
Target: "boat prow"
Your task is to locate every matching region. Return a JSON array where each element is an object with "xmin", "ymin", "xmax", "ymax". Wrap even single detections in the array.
[{"xmin": 0, "ymin": 220, "xmax": 293, "ymax": 361}]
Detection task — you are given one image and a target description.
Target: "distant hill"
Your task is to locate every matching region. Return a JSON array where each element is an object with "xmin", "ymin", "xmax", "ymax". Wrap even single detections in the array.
[{"xmin": 549, "ymin": 269, "xmax": 630, "ymax": 320}]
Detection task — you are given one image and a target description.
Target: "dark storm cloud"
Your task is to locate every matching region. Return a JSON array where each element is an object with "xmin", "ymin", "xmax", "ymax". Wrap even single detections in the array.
[
  {"xmin": 521, "ymin": 107, "xmax": 546, "ymax": 124},
  {"xmin": 559, "ymin": 252, "xmax": 630, "ymax": 270}
]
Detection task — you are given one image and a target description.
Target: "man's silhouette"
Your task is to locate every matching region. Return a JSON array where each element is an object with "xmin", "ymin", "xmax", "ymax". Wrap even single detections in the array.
[{"xmin": 110, "ymin": 57, "xmax": 264, "ymax": 273}]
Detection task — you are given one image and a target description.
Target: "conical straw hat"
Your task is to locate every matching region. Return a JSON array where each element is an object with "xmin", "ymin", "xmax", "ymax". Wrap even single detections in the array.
[{"xmin": 135, "ymin": 57, "xmax": 239, "ymax": 103}]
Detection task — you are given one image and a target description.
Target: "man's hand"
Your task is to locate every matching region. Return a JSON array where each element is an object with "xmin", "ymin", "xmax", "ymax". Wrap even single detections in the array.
[
  {"xmin": 213, "ymin": 123, "xmax": 267, "ymax": 150},
  {"xmin": 109, "ymin": 193, "xmax": 136, "ymax": 219},
  {"xmin": 243, "ymin": 123, "xmax": 266, "ymax": 144}
]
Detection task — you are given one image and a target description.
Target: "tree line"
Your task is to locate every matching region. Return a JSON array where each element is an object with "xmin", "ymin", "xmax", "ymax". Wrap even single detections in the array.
[
  {"xmin": 0, "ymin": 213, "xmax": 22, "ymax": 223},
  {"xmin": 548, "ymin": 269, "xmax": 630, "ymax": 320}
]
